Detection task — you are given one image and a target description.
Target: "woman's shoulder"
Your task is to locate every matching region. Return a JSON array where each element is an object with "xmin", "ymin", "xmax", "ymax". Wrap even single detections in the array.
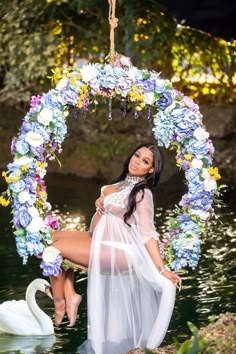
[{"xmin": 136, "ymin": 187, "xmax": 153, "ymax": 203}]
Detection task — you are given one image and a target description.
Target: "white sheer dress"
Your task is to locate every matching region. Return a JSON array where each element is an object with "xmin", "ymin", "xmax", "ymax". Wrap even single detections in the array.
[{"xmin": 78, "ymin": 183, "xmax": 176, "ymax": 354}]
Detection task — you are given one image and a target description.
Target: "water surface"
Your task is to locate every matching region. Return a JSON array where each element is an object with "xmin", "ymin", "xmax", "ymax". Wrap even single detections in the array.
[{"xmin": 0, "ymin": 174, "xmax": 235, "ymax": 353}]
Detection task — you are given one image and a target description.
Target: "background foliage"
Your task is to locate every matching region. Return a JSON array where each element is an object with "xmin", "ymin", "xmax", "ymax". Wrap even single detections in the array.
[{"xmin": 0, "ymin": 0, "xmax": 235, "ymax": 106}]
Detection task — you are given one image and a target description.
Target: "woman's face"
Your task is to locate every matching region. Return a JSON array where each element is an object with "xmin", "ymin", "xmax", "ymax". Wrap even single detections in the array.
[{"xmin": 128, "ymin": 147, "xmax": 154, "ymax": 177}]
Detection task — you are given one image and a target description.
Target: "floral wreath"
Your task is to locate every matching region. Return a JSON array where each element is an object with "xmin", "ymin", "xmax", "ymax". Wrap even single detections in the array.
[{"xmin": 0, "ymin": 54, "xmax": 221, "ymax": 276}]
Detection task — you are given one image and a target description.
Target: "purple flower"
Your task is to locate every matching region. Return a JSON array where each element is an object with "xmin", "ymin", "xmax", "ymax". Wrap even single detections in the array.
[
  {"xmin": 29, "ymin": 145, "xmax": 44, "ymax": 160},
  {"xmin": 156, "ymin": 92, "xmax": 173, "ymax": 110},
  {"xmin": 46, "ymin": 215, "xmax": 60, "ymax": 230},
  {"xmin": 40, "ymin": 255, "xmax": 63, "ymax": 277},
  {"xmin": 30, "ymin": 95, "xmax": 42, "ymax": 108},
  {"xmin": 11, "ymin": 137, "xmax": 17, "ymax": 154},
  {"xmin": 188, "ymin": 191, "xmax": 213, "ymax": 211},
  {"xmin": 135, "ymin": 79, "xmax": 156, "ymax": 92},
  {"xmin": 14, "ymin": 207, "xmax": 32, "ymax": 228},
  {"xmin": 23, "ymin": 176, "xmax": 37, "ymax": 193}
]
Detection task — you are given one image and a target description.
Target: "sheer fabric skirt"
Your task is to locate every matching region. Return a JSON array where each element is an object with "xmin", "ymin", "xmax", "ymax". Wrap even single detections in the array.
[{"xmin": 78, "ymin": 213, "xmax": 176, "ymax": 354}]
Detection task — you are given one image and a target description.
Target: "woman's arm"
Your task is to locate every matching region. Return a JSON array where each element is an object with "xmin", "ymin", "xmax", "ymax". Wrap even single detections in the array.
[
  {"xmin": 134, "ymin": 189, "xmax": 182, "ymax": 288},
  {"xmin": 145, "ymin": 238, "xmax": 182, "ymax": 288}
]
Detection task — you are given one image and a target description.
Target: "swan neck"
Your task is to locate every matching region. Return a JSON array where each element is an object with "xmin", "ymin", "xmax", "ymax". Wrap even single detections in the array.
[{"xmin": 26, "ymin": 284, "xmax": 49, "ymax": 330}]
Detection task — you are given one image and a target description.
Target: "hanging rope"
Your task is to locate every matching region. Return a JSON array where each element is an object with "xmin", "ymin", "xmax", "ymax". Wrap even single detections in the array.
[{"xmin": 108, "ymin": 0, "xmax": 118, "ymax": 65}]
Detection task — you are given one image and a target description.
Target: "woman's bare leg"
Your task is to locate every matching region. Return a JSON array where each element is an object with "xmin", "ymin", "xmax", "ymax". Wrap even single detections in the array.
[
  {"xmin": 49, "ymin": 230, "xmax": 91, "ymax": 326},
  {"xmin": 49, "ymin": 271, "xmax": 66, "ymax": 326},
  {"xmin": 64, "ymin": 268, "xmax": 82, "ymax": 327}
]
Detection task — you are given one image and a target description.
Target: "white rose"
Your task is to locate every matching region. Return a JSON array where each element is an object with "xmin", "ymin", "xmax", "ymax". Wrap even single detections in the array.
[
  {"xmin": 144, "ymin": 92, "xmax": 154, "ymax": 105},
  {"xmin": 192, "ymin": 158, "xmax": 203, "ymax": 169},
  {"xmin": 204, "ymin": 178, "xmax": 217, "ymax": 192},
  {"xmin": 18, "ymin": 190, "xmax": 31, "ymax": 204},
  {"xmin": 191, "ymin": 209, "xmax": 210, "ymax": 220},
  {"xmin": 81, "ymin": 64, "xmax": 98, "ymax": 83},
  {"xmin": 120, "ymin": 56, "xmax": 131, "ymax": 67},
  {"xmin": 38, "ymin": 108, "xmax": 53, "ymax": 126},
  {"xmin": 127, "ymin": 67, "xmax": 142, "ymax": 81},
  {"xmin": 28, "ymin": 206, "xmax": 40, "ymax": 218},
  {"xmin": 201, "ymin": 168, "xmax": 211, "ymax": 180},
  {"xmin": 38, "ymin": 168, "xmax": 47, "ymax": 178},
  {"xmin": 42, "ymin": 246, "xmax": 61, "ymax": 263},
  {"xmin": 193, "ymin": 127, "xmax": 209, "ymax": 141},
  {"xmin": 26, "ymin": 216, "xmax": 44, "ymax": 232},
  {"xmin": 25, "ymin": 131, "xmax": 44, "ymax": 147},
  {"xmin": 56, "ymin": 77, "xmax": 69, "ymax": 91}
]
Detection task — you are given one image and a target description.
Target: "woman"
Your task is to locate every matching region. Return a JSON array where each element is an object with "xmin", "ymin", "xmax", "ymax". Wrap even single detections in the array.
[{"xmin": 49, "ymin": 143, "xmax": 181, "ymax": 353}]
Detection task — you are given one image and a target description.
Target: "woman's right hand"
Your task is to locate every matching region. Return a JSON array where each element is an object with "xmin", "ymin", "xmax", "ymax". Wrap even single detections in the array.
[
  {"xmin": 162, "ymin": 269, "xmax": 182, "ymax": 290},
  {"xmin": 95, "ymin": 196, "xmax": 105, "ymax": 215}
]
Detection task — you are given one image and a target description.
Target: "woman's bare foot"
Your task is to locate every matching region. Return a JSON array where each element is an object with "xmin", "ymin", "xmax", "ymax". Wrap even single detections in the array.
[
  {"xmin": 54, "ymin": 298, "xmax": 66, "ymax": 327},
  {"xmin": 66, "ymin": 294, "xmax": 82, "ymax": 327}
]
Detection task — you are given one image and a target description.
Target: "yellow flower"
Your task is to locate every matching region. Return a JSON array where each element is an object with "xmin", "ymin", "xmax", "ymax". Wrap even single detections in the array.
[
  {"xmin": 176, "ymin": 159, "xmax": 183, "ymax": 166},
  {"xmin": 0, "ymin": 196, "xmax": 10, "ymax": 207},
  {"xmin": 51, "ymin": 20, "xmax": 62, "ymax": 35},
  {"xmin": 39, "ymin": 191, "xmax": 47, "ymax": 198},
  {"xmin": 69, "ymin": 72, "xmax": 82, "ymax": 87},
  {"xmin": 38, "ymin": 161, "xmax": 46, "ymax": 169},
  {"xmin": 128, "ymin": 85, "xmax": 145, "ymax": 110},
  {"xmin": 208, "ymin": 167, "xmax": 221, "ymax": 180},
  {"xmin": 2, "ymin": 171, "xmax": 20, "ymax": 183},
  {"xmin": 184, "ymin": 154, "xmax": 192, "ymax": 161},
  {"xmin": 21, "ymin": 165, "xmax": 28, "ymax": 172}
]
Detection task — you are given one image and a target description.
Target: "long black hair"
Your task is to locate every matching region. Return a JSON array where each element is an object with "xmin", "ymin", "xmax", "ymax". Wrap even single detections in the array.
[{"xmin": 113, "ymin": 143, "xmax": 163, "ymax": 225}]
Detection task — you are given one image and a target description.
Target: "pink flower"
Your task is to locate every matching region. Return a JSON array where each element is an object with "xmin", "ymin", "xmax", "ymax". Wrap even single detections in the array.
[
  {"xmin": 30, "ymin": 95, "xmax": 42, "ymax": 108},
  {"xmin": 47, "ymin": 215, "xmax": 60, "ymax": 230},
  {"xmin": 182, "ymin": 96, "xmax": 199, "ymax": 112},
  {"xmin": 11, "ymin": 137, "xmax": 17, "ymax": 154}
]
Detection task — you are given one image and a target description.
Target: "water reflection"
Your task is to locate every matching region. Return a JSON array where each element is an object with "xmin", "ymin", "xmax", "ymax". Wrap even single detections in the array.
[
  {"xmin": 0, "ymin": 333, "xmax": 55, "ymax": 354},
  {"xmin": 0, "ymin": 174, "xmax": 235, "ymax": 352}
]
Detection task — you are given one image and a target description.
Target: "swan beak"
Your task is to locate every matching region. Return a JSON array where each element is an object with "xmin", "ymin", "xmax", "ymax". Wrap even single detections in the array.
[{"xmin": 45, "ymin": 285, "xmax": 53, "ymax": 300}]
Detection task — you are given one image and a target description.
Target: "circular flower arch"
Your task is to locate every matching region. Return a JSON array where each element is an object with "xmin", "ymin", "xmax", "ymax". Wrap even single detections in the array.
[{"xmin": 1, "ymin": 54, "xmax": 221, "ymax": 276}]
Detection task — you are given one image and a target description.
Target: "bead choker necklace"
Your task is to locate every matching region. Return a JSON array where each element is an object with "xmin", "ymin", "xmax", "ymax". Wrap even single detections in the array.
[{"xmin": 114, "ymin": 175, "xmax": 144, "ymax": 191}]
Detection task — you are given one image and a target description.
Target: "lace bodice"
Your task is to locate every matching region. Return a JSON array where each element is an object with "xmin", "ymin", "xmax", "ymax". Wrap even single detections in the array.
[
  {"xmin": 102, "ymin": 184, "xmax": 132, "ymax": 210},
  {"xmin": 101, "ymin": 184, "xmax": 160, "ymax": 243}
]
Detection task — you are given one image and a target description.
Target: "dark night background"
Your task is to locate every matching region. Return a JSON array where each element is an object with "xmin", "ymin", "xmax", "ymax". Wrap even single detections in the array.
[{"xmin": 158, "ymin": 0, "xmax": 235, "ymax": 40}]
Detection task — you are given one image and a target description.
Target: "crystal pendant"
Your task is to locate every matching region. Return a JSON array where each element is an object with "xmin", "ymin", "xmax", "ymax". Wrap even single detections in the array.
[
  {"xmin": 122, "ymin": 98, "xmax": 127, "ymax": 118},
  {"xmin": 73, "ymin": 107, "xmax": 78, "ymax": 119},
  {"xmin": 133, "ymin": 109, "xmax": 139, "ymax": 119},
  {"xmin": 147, "ymin": 106, "xmax": 152, "ymax": 122},
  {"xmin": 108, "ymin": 97, "xmax": 113, "ymax": 121},
  {"xmin": 82, "ymin": 109, "xmax": 87, "ymax": 120}
]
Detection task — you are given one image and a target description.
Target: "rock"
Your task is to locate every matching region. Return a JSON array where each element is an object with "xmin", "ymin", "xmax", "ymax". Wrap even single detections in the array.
[
  {"xmin": 200, "ymin": 104, "xmax": 236, "ymax": 138},
  {"xmin": 126, "ymin": 312, "xmax": 236, "ymax": 353}
]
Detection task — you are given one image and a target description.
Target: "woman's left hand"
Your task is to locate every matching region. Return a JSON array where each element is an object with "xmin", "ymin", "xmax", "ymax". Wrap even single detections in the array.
[{"xmin": 162, "ymin": 270, "xmax": 182, "ymax": 290}]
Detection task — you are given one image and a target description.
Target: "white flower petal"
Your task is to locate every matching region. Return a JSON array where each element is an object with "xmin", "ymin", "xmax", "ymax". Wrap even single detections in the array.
[
  {"xmin": 42, "ymin": 246, "xmax": 61, "ymax": 263},
  {"xmin": 25, "ymin": 131, "xmax": 44, "ymax": 147}
]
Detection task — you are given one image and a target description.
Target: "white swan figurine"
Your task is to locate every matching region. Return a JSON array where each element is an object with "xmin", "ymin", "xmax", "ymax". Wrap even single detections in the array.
[{"xmin": 0, "ymin": 278, "xmax": 54, "ymax": 335}]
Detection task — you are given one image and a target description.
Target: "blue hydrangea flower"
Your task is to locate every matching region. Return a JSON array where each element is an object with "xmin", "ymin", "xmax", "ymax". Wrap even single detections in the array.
[
  {"xmin": 41, "ymin": 90, "xmax": 62, "ymax": 112},
  {"xmin": 15, "ymin": 138, "xmax": 30, "ymax": 155},
  {"xmin": 156, "ymin": 91, "xmax": 173, "ymax": 110}
]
